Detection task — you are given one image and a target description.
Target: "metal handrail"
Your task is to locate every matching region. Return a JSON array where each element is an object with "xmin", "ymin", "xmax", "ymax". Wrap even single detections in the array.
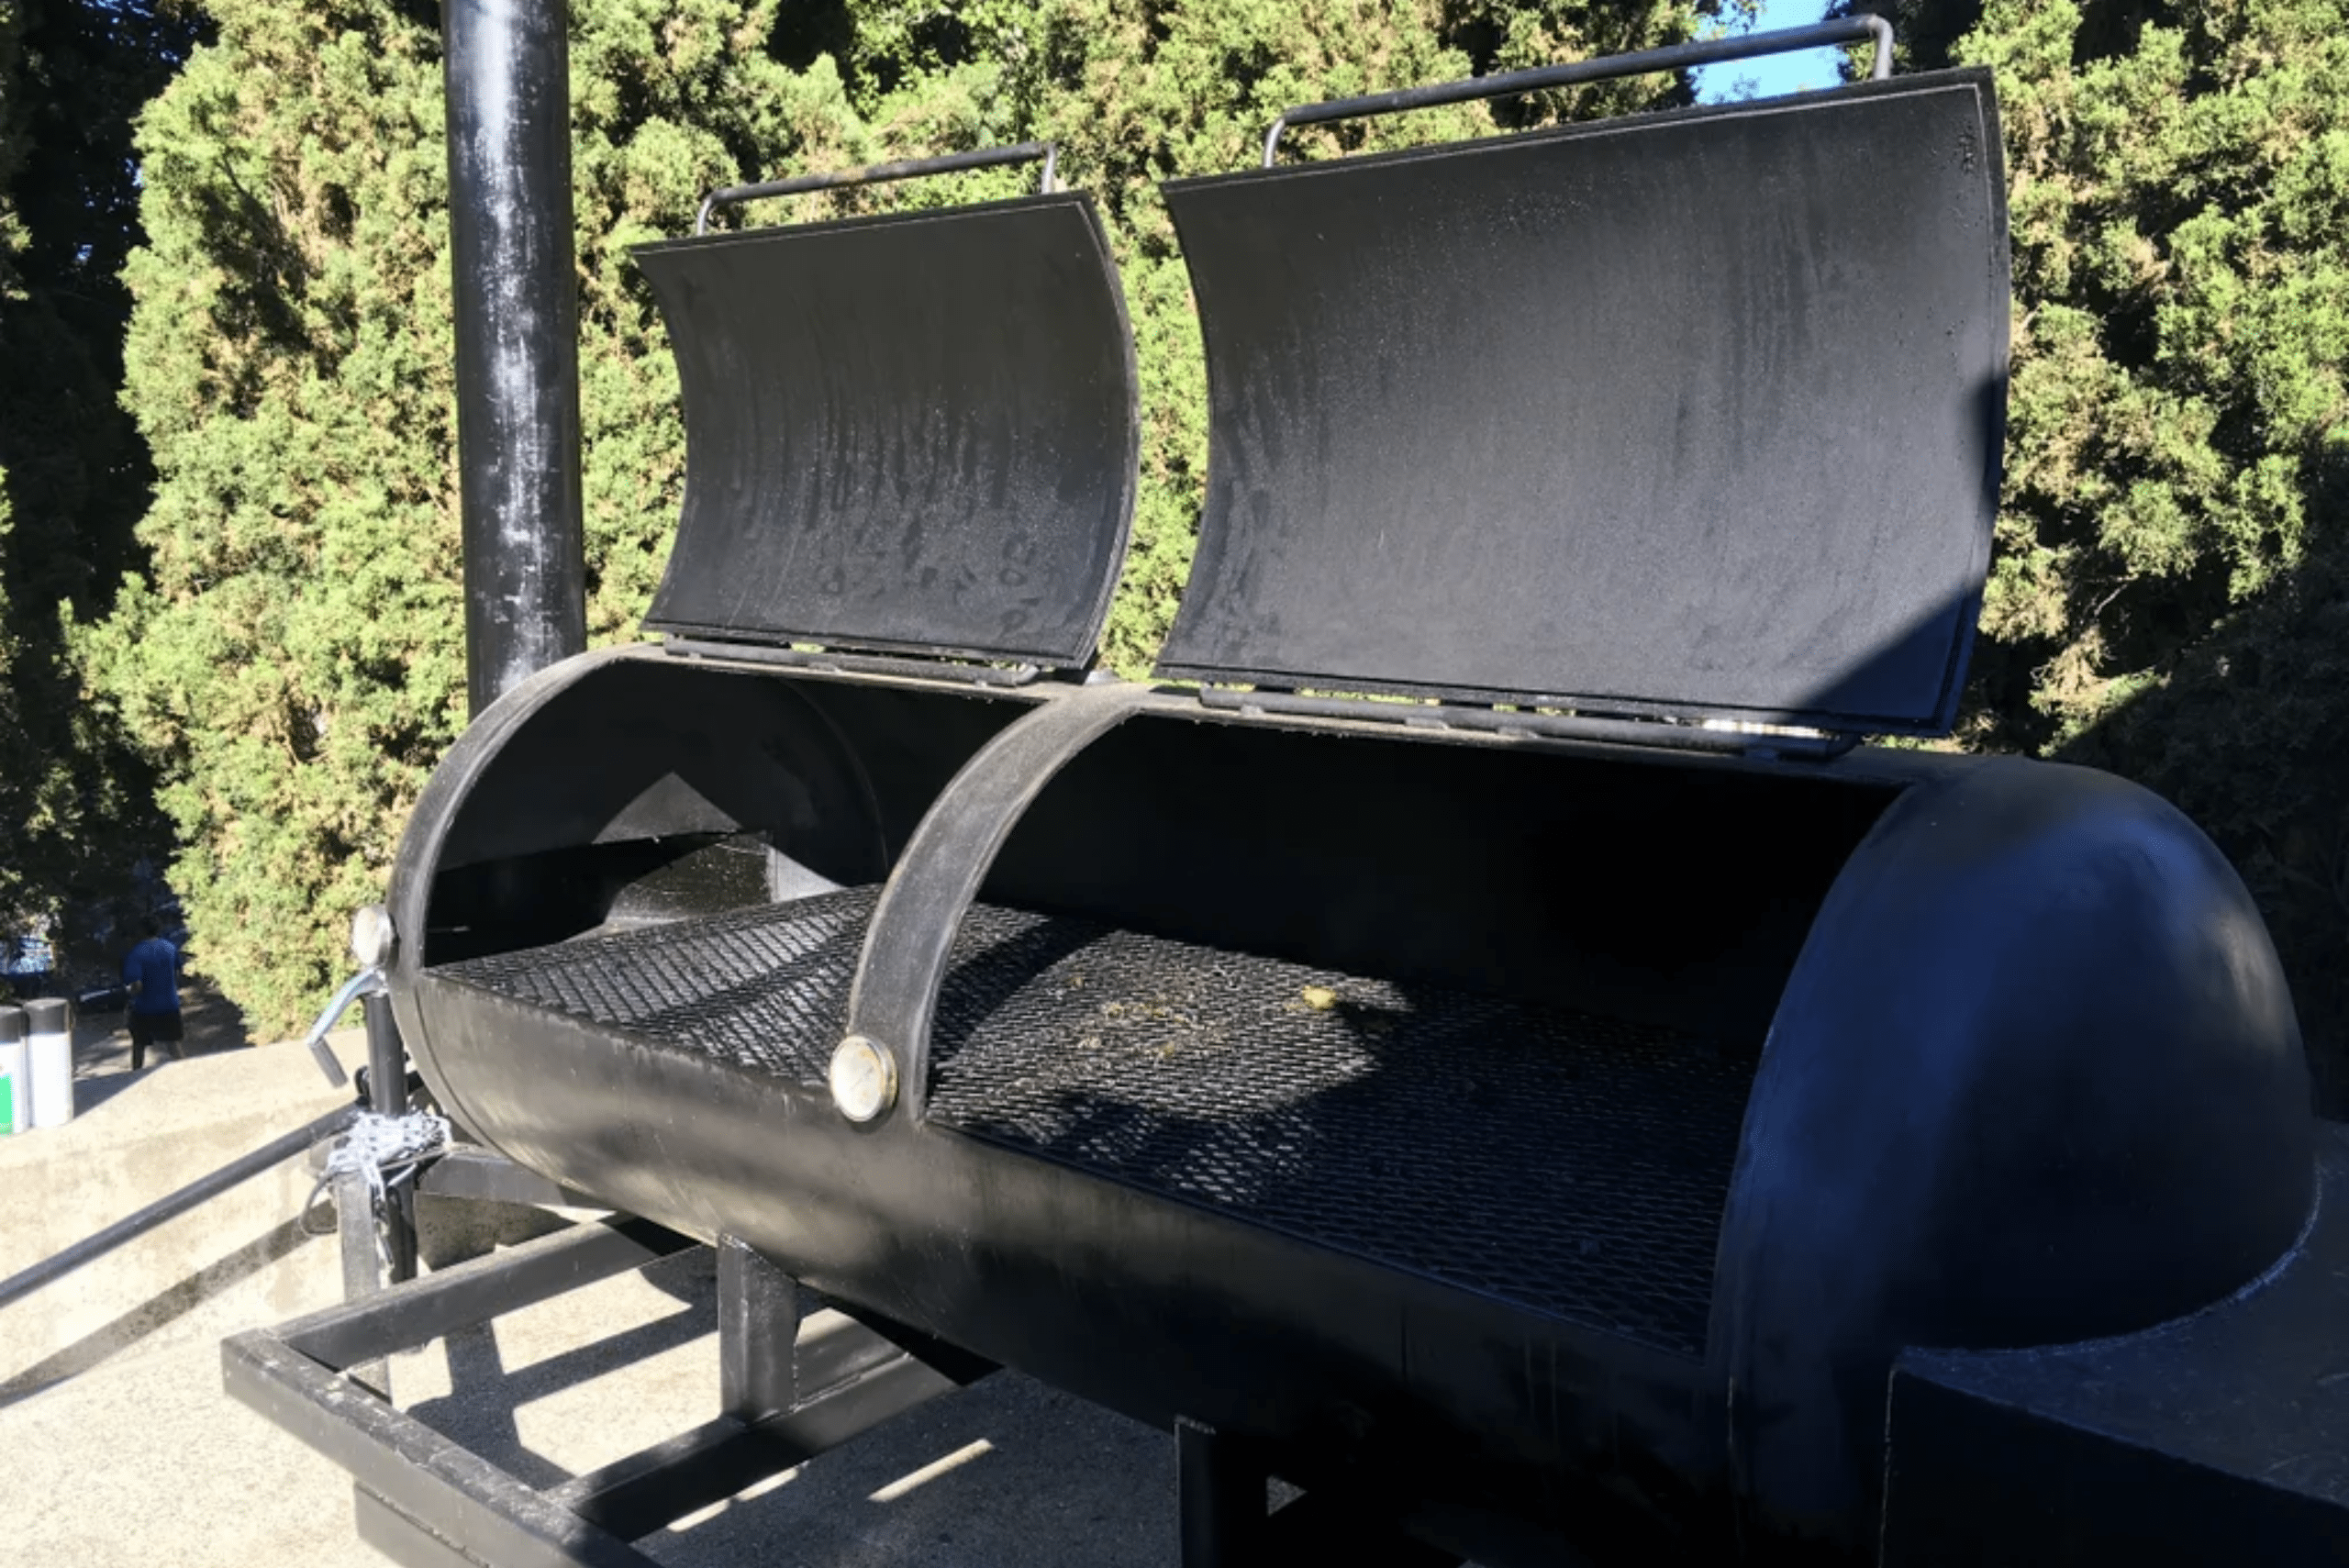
[
  {"xmin": 1263, "ymin": 15, "xmax": 1896, "ymax": 165},
  {"xmin": 696, "ymin": 141, "xmax": 1060, "ymax": 235},
  {"xmin": 0, "ymin": 1099, "xmax": 358, "ymax": 1312}
]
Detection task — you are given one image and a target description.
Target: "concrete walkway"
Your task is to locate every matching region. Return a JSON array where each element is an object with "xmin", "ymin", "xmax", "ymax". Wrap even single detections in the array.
[
  {"xmin": 0, "ymin": 1023, "xmax": 361, "ymax": 1399},
  {"xmin": 0, "ymin": 1020, "xmax": 1183, "ymax": 1565},
  {"xmin": 4, "ymin": 1245, "xmax": 1177, "ymax": 1568}
]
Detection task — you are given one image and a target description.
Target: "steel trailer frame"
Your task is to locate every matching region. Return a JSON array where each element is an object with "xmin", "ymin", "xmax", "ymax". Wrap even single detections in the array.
[
  {"xmin": 225, "ymin": 1189, "xmax": 1466, "ymax": 1568},
  {"xmin": 223, "ymin": 1215, "xmax": 1000, "ymax": 1568}
]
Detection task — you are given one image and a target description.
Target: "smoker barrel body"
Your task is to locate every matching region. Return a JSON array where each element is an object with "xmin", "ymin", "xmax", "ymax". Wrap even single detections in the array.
[
  {"xmin": 386, "ymin": 67, "xmax": 2314, "ymax": 1566},
  {"xmin": 387, "ymin": 662, "xmax": 2312, "ymax": 1562}
]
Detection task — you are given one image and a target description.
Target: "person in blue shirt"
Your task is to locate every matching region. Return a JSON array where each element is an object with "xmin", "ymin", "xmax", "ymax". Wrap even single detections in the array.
[{"xmin": 123, "ymin": 918, "xmax": 184, "ymax": 1070}]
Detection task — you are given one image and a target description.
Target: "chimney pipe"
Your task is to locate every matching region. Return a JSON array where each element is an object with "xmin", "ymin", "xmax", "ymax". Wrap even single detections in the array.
[{"xmin": 443, "ymin": 0, "xmax": 587, "ymax": 716}]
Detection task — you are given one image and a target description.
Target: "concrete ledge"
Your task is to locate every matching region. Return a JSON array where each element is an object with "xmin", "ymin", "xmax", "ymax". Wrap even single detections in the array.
[{"xmin": 0, "ymin": 1031, "xmax": 368, "ymax": 1399}]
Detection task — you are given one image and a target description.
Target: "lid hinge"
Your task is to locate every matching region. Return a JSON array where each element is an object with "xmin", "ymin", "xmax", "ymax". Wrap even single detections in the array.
[
  {"xmin": 660, "ymin": 637, "xmax": 1044, "ymax": 688},
  {"xmin": 1195, "ymin": 686, "xmax": 1859, "ymax": 762}
]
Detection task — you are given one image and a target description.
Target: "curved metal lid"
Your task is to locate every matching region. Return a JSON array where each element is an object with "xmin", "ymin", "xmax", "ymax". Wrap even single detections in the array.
[
  {"xmin": 633, "ymin": 192, "xmax": 1140, "ymax": 670},
  {"xmin": 1158, "ymin": 72, "xmax": 2009, "ymax": 735}
]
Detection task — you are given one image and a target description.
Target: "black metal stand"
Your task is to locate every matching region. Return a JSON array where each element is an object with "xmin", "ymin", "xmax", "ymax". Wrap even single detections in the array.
[
  {"xmin": 225, "ymin": 1218, "xmax": 994, "ymax": 1568},
  {"xmin": 361, "ymin": 992, "xmax": 420, "ymax": 1285},
  {"xmin": 327, "ymin": 994, "xmax": 424, "ymax": 1394},
  {"xmin": 1177, "ymin": 1418, "xmax": 1266, "ymax": 1567}
]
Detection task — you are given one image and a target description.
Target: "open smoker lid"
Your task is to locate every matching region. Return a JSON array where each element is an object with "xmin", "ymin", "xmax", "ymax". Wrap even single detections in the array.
[
  {"xmin": 1157, "ymin": 71, "xmax": 2009, "ymax": 735},
  {"xmin": 633, "ymin": 192, "xmax": 1140, "ymax": 670}
]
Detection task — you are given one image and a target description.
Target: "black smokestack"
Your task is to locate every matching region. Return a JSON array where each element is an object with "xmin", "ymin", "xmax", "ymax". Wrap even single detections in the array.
[{"xmin": 443, "ymin": 0, "xmax": 587, "ymax": 716}]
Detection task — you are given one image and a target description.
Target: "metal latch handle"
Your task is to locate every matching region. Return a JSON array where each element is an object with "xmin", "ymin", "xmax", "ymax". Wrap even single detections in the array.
[
  {"xmin": 696, "ymin": 140, "xmax": 1060, "ymax": 235},
  {"xmin": 1262, "ymin": 15, "xmax": 1895, "ymax": 166},
  {"xmin": 299, "ymin": 966, "xmax": 385, "ymax": 1089}
]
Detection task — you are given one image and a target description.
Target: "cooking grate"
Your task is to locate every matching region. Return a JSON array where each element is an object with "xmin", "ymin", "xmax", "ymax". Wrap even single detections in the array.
[{"xmin": 435, "ymin": 890, "xmax": 1754, "ymax": 1356}]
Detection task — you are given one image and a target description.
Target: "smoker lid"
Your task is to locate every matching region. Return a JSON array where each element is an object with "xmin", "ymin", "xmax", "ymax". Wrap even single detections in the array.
[
  {"xmin": 633, "ymin": 192, "xmax": 1140, "ymax": 670},
  {"xmin": 1156, "ymin": 71, "xmax": 2009, "ymax": 735}
]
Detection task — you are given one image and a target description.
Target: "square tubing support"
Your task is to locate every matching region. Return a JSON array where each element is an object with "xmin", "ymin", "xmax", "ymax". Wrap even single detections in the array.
[
  {"xmin": 362, "ymin": 990, "xmax": 418, "ymax": 1285},
  {"xmin": 225, "ymin": 1215, "xmax": 992, "ymax": 1568},
  {"xmin": 330, "ymin": 994, "xmax": 419, "ymax": 1396},
  {"xmin": 334, "ymin": 1164, "xmax": 392, "ymax": 1396},
  {"xmin": 718, "ymin": 1234, "xmax": 795, "ymax": 1420},
  {"xmin": 1178, "ymin": 1417, "xmax": 1266, "ymax": 1568}
]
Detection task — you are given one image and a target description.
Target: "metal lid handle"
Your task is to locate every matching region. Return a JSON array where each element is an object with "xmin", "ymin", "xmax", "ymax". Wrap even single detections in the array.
[
  {"xmin": 1262, "ymin": 16, "xmax": 1894, "ymax": 166},
  {"xmin": 696, "ymin": 141, "xmax": 1060, "ymax": 235}
]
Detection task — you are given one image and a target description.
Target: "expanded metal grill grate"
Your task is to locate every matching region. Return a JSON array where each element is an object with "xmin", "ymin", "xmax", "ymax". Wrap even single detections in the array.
[
  {"xmin": 436, "ymin": 890, "xmax": 1755, "ymax": 1356},
  {"xmin": 433, "ymin": 888, "xmax": 884, "ymax": 1085}
]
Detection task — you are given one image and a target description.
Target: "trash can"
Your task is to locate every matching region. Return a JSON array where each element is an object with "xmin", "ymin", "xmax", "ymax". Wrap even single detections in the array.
[
  {"xmin": 0, "ymin": 1004, "xmax": 26, "ymax": 1135},
  {"xmin": 26, "ymin": 996, "xmax": 72, "ymax": 1129}
]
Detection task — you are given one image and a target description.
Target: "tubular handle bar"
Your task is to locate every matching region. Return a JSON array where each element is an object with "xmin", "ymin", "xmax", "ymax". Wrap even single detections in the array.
[
  {"xmin": 696, "ymin": 141, "xmax": 1060, "ymax": 235},
  {"xmin": 1263, "ymin": 15, "xmax": 1895, "ymax": 166},
  {"xmin": 0, "ymin": 1099, "xmax": 359, "ymax": 1314}
]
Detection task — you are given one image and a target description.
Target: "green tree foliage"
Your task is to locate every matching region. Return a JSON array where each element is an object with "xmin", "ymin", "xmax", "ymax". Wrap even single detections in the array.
[
  {"xmin": 1860, "ymin": 0, "xmax": 2349, "ymax": 1104},
  {"xmin": 0, "ymin": 0, "xmax": 194, "ymax": 951},
  {"xmin": 98, "ymin": 0, "xmax": 1712, "ymax": 1034},
  {"xmin": 86, "ymin": 0, "xmax": 870, "ymax": 1031},
  {"xmin": 2, "ymin": 2, "xmax": 28, "ymax": 915},
  {"xmin": 1948, "ymin": 2, "xmax": 2346, "ymax": 746}
]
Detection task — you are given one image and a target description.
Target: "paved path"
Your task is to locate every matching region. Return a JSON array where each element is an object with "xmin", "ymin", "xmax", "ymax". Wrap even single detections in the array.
[
  {"xmin": 4, "ymin": 1233, "xmax": 1180, "ymax": 1567},
  {"xmin": 0, "ymin": 1027, "xmax": 1183, "ymax": 1566}
]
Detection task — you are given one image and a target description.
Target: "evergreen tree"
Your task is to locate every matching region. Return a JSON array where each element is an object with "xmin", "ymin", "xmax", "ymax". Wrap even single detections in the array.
[
  {"xmin": 86, "ymin": 0, "xmax": 870, "ymax": 1030},
  {"xmin": 2, "ymin": 1, "xmax": 28, "ymax": 927},
  {"xmin": 0, "ymin": 0, "xmax": 195, "ymax": 955},
  {"xmin": 98, "ymin": 0, "xmax": 1713, "ymax": 1034},
  {"xmin": 1853, "ymin": 0, "xmax": 2349, "ymax": 1105}
]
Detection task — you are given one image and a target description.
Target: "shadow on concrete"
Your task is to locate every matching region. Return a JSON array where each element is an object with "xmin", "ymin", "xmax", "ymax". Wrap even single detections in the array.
[
  {"xmin": 640, "ymin": 1372, "xmax": 1174, "ymax": 1567},
  {"xmin": 401, "ymin": 1245, "xmax": 720, "ymax": 1491},
  {"xmin": 68, "ymin": 975, "xmax": 258, "ymax": 1116},
  {"xmin": 68, "ymin": 1066, "xmax": 146, "ymax": 1117},
  {"xmin": 0, "ymin": 1215, "xmax": 320, "ymax": 1408}
]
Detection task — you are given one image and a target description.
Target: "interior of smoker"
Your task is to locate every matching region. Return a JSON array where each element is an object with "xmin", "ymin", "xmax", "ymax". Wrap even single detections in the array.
[{"xmin": 418, "ymin": 657, "xmax": 1904, "ymax": 1360}]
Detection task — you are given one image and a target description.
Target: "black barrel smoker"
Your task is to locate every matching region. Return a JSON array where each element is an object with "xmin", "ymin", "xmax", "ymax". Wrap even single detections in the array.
[{"xmin": 283, "ymin": 27, "xmax": 2320, "ymax": 1568}]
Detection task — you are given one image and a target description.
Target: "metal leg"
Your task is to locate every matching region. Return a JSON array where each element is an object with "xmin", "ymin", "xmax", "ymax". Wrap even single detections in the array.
[
  {"xmin": 334, "ymin": 1164, "xmax": 389, "ymax": 1396},
  {"xmin": 384, "ymin": 1181, "xmax": 419, "ymax": 1287},
  {"xmin": 333, "ymin": 990, "xmax": 417, "ymax": 1394},
  {"xmin": 362, "ymin": 991, "xmax": 418, "ymax": 1285},
  {"xmin": 717, "ymin": 1235, "xmax": 796, "ymax": 1421},
  {"xmin": 1178, "ymin": 1416, "xmax": 1268, "ymax": 1568}
]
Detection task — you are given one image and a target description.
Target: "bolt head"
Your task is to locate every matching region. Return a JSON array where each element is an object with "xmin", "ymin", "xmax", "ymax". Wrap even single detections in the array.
[
  {"xmin": 829, "ymin": 1034, "xmax": 897, "ymax": 1123},
  {"xmin": 351, "ymin": 904, "xmax": 395, "ymax": 968}
]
